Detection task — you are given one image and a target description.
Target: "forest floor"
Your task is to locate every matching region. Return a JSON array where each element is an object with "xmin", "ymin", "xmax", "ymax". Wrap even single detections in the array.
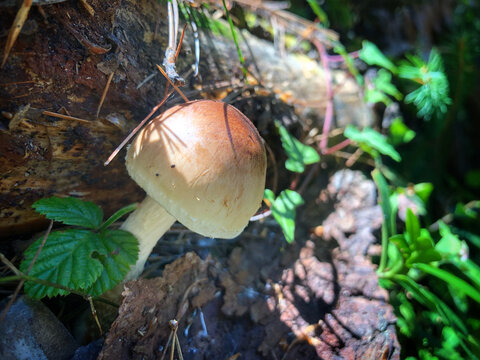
[{"xmin": 97, "ymin": 168, "xmax": 400, "ymax": 360}]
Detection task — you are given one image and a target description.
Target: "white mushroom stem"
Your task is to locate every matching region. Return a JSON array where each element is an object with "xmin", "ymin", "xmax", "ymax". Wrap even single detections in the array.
[{"xmin": 121, "ymin": 196, "xmax": 175, "ymax": 280}]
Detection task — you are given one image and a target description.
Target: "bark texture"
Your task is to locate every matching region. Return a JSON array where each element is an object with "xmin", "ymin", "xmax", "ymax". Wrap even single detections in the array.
[{"xmin": 0, "ymin": 0, "xmax": 349, "ymax": 237}]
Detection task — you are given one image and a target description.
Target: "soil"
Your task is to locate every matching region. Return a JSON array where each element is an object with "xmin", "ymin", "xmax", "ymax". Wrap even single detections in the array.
[
  {"xmin": 99, "ymin": 169, "xmax": 400, "ymax": 360},
  {"xmin": 0, "ymin": 1, "xmax": 400, "ymax": 358}
]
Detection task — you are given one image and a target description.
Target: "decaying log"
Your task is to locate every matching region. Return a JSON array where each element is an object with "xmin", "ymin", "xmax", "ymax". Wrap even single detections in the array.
[{"xmin": 0, "ymin": 1, "xmax": 370, "ymax": 237}]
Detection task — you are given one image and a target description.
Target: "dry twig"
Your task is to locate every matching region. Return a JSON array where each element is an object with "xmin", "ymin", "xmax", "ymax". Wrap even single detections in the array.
[
  {"xmin": 96, "ymin": 71, "xmax": 115, "ymax": 118},
  {"xmin": 1, "ymin": 0, "xmax": 33, "ymax": 68}
]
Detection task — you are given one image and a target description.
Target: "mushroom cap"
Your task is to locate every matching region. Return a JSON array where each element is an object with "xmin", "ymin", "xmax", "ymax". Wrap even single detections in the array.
[{"xmin": 125, "ymin": 100, "xmax": 267, "ymax": 238}]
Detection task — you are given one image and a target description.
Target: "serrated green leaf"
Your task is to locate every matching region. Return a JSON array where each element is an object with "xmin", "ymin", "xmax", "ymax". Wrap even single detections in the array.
[
  {"xmin": 275, "ymin": 121, "xmax": 320, "ymax": 173},
  {"xmin": 265, "ymin": 189, "xmax": 304, "ymax": 243},
  {"xmin": 345, "ymin": 125, "xmax": 401, "ymax": 162},
  {"xmin": 21, "ymin": 229, "xmax": 104, "ymax": 299},
  {"xmin": 359, "ymin": 40, "xmax": 397, "ymax": 74},
  {"xmin": 86, "ymin": 229, "xmax": 139, "ymax": 297},
  {"xmin": 33, "ymin": 197, "xmax": 103, "ymax": 229}
]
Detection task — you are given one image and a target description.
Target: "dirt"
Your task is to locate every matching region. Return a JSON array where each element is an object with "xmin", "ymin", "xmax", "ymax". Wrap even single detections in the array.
[{"xmin": 99, "ymin": 169, "xmax": 400, "ymax": 360}]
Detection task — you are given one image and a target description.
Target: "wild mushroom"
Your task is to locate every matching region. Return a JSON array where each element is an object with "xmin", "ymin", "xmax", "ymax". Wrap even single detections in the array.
[{"xmin": 121, "ymin": 100, "xmax": 267, "ymax": 279}]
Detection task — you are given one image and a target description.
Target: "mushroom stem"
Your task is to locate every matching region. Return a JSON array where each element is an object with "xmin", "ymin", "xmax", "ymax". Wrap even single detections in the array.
[{"xmin": 121, "ymin": 196, "xmax": 176, "ymax": 280}]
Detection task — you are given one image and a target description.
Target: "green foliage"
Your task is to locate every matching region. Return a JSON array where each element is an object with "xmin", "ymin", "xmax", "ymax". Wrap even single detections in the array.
[
  {"xmin": 276, "ymin": 121, "xmax": 320, "ymax": 173},
  {"xmin": 264, "ymin": 189, "xmax": 304, "ymax": 244},
  {"xmin": 333, "ymin": 41, "xmax": 363, "ymax": 84},
  {"xmin": 21, "ymin": 198, "xmax": 138, "ymax": 299},
  {"xmin": 398, "ymin": 50, "xmax": 452, "ymax": 120},
  {"xmin": 359, "ymin": 40, "xmax": 397, "ymax": 74},
  {"xmin": 306, "ymin": 0, "xmax": 329, "ymax": 27},
  {"xmin": 365, "ymin": 69, "xmax": 403, "ymax": 106},
  {"xmin": 389, "ymin": 118, "xmax": 416, "ymax": 145},
  {"xmin": 344, "ymin": 125, "xmax": 401, "ymax": 162},
  {"xmin": 32, "ymin": 197, "xmax": 103, "ymax": 229},
  {"xmin": 375, "ymin": 179, "xmax": 480, "ymax": 358},
  {"xmin": 221, "ymin": 0, "xmax": 248, "ymax": 79}
]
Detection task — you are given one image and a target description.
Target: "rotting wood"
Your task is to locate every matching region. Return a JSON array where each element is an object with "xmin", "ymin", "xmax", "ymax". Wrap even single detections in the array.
[{"xmin": 0, "ymin": 0, "xmax": 369, "ymax": 238}]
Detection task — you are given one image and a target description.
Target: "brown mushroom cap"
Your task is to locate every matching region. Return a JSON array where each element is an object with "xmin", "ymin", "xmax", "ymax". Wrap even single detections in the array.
[{"xmin": 125, "ymin": 100, "xmax": 267, "ymax": 238}]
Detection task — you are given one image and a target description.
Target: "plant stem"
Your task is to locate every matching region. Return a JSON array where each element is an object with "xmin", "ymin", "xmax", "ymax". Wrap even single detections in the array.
[
  {"xmin": 0, "ymin": 275, "xmax": 22, "ymax": 283},
  {"xmin": 222, "ymin": 0, "xmax": 248, "ymax": 80},
  {"xmin": 378, "ymin": 222, "xmax": 389, "ymax": 273}
]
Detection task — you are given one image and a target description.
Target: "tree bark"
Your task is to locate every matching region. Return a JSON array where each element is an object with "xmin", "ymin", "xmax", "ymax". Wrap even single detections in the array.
[{"xmin": 0, "ymin": 1, "xmax": 370, "ymax": 237}]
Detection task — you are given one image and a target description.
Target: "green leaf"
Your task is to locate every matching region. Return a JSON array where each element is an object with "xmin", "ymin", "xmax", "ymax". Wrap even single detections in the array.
[
  {"xmin": 344, "ymin": 125, "xmax": 401, "ymax": 162},
  {"xmin": 389, "ymin": 117, "xmax": 415, "ymax": 145},
  {"xmin": 21, "ymin": 229, "xmax": 104, "ymax": 298},
  {"xmin": 365, "ymin": 89, "xmax": 392, "ymax": 106},
  {"xmin": 398, "ymin": 49, "xmax": 451, "ymax": 120},
  {"xmin": 405, "ymin": 249, "xmax": 442, "ymax": 267},
  {"xmin": 359, "ymin": 40, "xmax": 397, "ymax": 74},
  {"xmin": 415, "ymin": 263, "xmax": 480, "ymax": 304},
  {"xmin": 373, "ymin": 69, "xmax": 403, "ymax": 100},
  {"xmin": 221, "ymin": 0, "xmax": 247, "ymax": 78},
  {"xmin": 276, "ymin": 121, "xmax": 320, "ymax": 173},
  {"xmin": 86, "ymin": 229, "xmax": 139, "ymax": 297},
  {"xmin": 436, "ymin": 222, "xmax": 464, "ymax": 258},
  {"xmin": 33, "ymin": 197, "xmax": 103, "ymax": 229},
  {"xmin": 405, "ymin": 208, "xmax": 420, "ymax": 245},
  {"xmin": 372, "ymin": 168, "xmax": 395, "ymax": 237},
  {"xmin": 393, "ymin": 274, "xmax": 468, "ymax": 335},
  {"xmin": 390, "ymin": 234, "xmax": 410, "ymax": 257},
  {"xmin": 415, "ymin": 230, "xmax": 436, "ymax": 251},
  {"xmin": 453, "ymin": 259, "xmax": 480, "ymax": 292},
  {"xmin": 99, "ymin": 203, "xmax": 138, "ymax": 232},
  {"xmin": 265, "ymin": 189, "xmax": 304, "ymax": 244},
  {"xmin": 454, "ymin": 201, "xmax": 480, "ymax": 219},
  {"xmin": 413, "ymin": 183, "xmax": 434, "ymax": 204},
  {"xmin": 306, "ymin": 0, "xmax": 329, "ymax": 26}
]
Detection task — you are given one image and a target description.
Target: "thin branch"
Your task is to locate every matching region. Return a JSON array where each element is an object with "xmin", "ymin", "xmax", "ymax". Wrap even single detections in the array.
[
  {"xmin": 42, "ymin": 110, "xmax": 90, "ymax": 123},
  {"xmin": 96, "ymin": 71, "xmax": 115, "ymax": 118},
  {"xmin": 104, "ymin": 88, "xmax": 174, "ymax": 166},
  {"xmin": 1, "ymin": 0, "xmax": 33, "ymax": 68},
  {"xmin": 156, "ymin": 65, "xmax": 189, "ymax": 102}
]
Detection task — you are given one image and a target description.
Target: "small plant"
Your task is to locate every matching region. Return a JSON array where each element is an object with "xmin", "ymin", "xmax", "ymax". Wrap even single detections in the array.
[
  {"xmin": 20, "ymin": 197, "xmax": 138, "ymax": 299},
  {"xmin": 344, "ymin": 125, "xmax": 402, "ymax": 163},
  {"xmin": 373, "ymin": 168, "xmax": 480, "ymax": 358},
  {"xmin": 359, "ymin": 40, "xmax": 451, "ymax": 121},
  {"xmin": 265, "ymin": 121, "xmax": 320, "ymax": 243},
  {"xmin": 264, "ymin": 189, "xmax": 304, "ymax": 244}
]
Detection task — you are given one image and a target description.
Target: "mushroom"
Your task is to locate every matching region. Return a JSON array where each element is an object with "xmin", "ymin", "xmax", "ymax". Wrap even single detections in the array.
[{"xmin": 121, "ymin": 100, "xmax": 267, "ymax": 279}]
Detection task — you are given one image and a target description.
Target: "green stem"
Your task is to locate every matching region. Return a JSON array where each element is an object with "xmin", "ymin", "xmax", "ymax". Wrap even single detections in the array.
[
  {"xmin": 222, "ymin": 0, "xmax": 248, "ymax": 81},
  {"xmin": 0, "ymin": 275, "xmax": 22, "ymax": 283},
  {"xmin": 378, "ymin": 222, "xmax": 389, "ymax": 273}
]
